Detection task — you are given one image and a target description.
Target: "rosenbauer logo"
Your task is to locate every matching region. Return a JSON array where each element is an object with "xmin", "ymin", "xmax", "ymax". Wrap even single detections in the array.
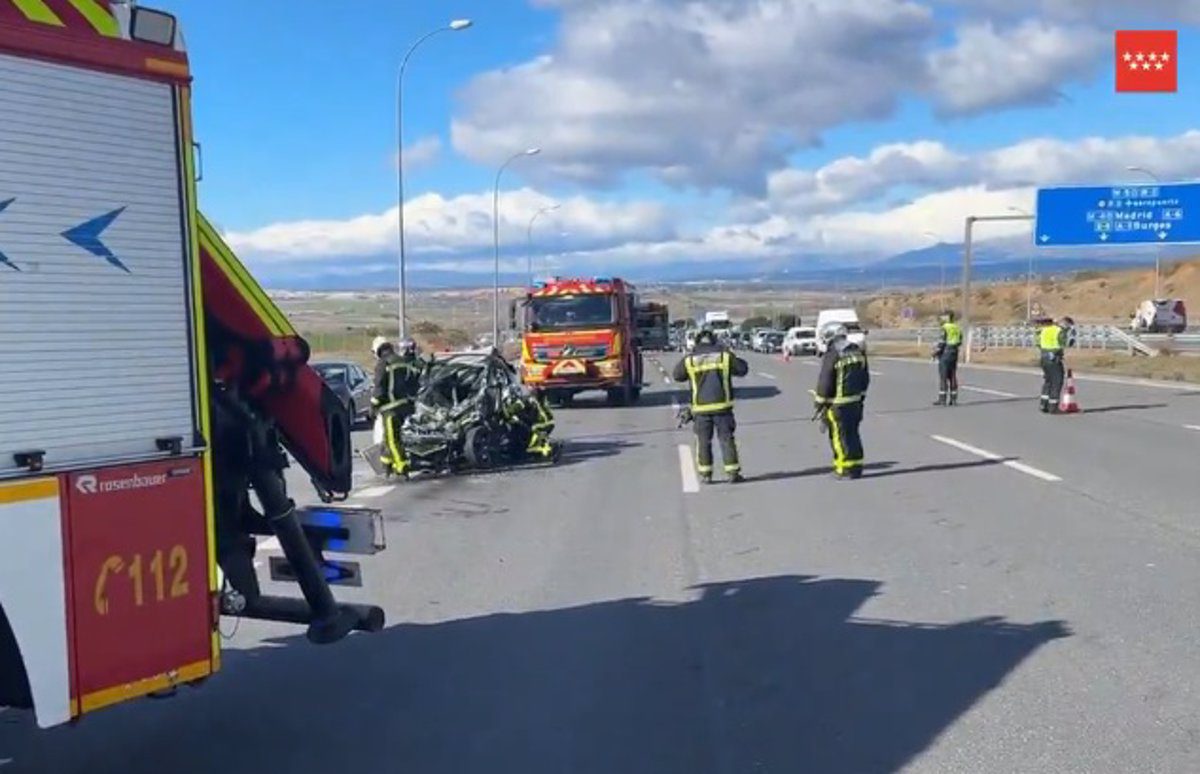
[{"xmin": 75, "ymin": 471, "xmax": 168, "ymax": 496}]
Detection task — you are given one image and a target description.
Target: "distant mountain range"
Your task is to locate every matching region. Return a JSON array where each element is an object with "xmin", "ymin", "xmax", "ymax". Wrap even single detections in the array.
[{"xmin": 255, "ymin": 236, "xmax": 1197, "ymax": 292}]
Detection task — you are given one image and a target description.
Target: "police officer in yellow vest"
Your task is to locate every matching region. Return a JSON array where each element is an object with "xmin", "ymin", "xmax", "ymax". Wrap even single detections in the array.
[
  {"xmin": 672, "ymin": 329, "xmax": 749, "ymax": 484},
  {"xmin": 932, "ymin": 310, "xmax": 963, "ymax": 406},
  {"xmin": 1038, "ymin": 316, "xmax": 1072, "ymax": 413}
]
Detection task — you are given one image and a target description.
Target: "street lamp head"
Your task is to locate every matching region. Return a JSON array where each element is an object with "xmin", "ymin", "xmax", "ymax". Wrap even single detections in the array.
[
  {"xmin": 449, "ymin": 19, "xmax": 473, "ymax": 30},
  {"xmin": 546, "ymin": 203, "xmax": 561, "ymax": 212},
  {"xmin": 524, "ymin": 147, "xmax": 542, "ymax": 156}
]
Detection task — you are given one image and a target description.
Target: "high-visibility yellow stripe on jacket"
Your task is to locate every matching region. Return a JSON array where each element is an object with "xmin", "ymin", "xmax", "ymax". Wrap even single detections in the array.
[{"xmin": 684, "ymin": 351, "xmax": 734, "ymax": 414}]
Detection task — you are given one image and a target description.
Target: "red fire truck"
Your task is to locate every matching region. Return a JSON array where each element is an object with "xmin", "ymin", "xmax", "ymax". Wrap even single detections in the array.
[
  {"xmin": 513, "ymin": 277, "xmax": 644, "ymax": 405},
  {"xmin": 0, "ymin": 1, "xmax": 383, "ymax": 729}
]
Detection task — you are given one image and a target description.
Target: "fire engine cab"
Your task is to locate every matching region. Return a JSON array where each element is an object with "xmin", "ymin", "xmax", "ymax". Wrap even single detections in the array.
[{"xmin": 513, "ymin": 277, "xmax": 645, "ymax": 406}]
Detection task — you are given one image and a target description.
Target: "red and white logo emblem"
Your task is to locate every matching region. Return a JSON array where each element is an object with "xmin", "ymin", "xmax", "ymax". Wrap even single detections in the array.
[{"xmin": 1116, "ymin": 30, "xmax": 1178, "ymax": 93}]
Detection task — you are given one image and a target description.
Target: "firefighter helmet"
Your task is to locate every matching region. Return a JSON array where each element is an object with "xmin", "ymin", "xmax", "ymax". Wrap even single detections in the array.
[
  {"xmin": 819, "ymin": 323, "xmax": 848, "ymax": 344},
  {"xmin": 371, "ymin": 336, "xmax": 391, "ymax": 356}
]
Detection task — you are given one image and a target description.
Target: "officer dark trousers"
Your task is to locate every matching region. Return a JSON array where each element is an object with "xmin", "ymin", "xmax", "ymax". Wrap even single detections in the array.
[
  {"xmin": 1040, "ymin": 354, "xmax": 1065, "ymax": 412},
  {"xmin": 824, "ymin": 403, "xmax": 864, "ymax": 478},
  {"xmin": 694, "ymin": 411, "xmax": 740, "ymax": 477},
  {"xmin": 938, "ymin": 352, "xmax": 959, "ymax": 404}
]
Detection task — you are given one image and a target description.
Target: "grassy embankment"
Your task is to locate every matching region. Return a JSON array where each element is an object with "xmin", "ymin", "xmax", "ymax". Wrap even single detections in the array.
[{"xmin": 862, "ymin": 257, "xmax": 1200, "ymax": 327}]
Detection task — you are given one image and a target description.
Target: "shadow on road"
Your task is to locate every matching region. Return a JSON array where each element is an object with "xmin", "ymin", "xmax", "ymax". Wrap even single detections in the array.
[
  {"xmin": 744, "ymin": 457, "xmax": 1008, "ymax": 484},
  {"xmin": 865, "ymin": 457, "xmax": 1011, "ymax": 479},
  {"xmin": 1079, "ymin": 403, "xmax": 1169, "ymax": 415},
  {"xmin": 357, "ymin": 439, "xmax": 638, "ymax": 489},
  {"xmin": 746, "ymin": 461, "xmax": 899, "ymax": 483},
  {"xmin": 4, "ymin": 576, "xmax": 1071, "ymax": 774},
  {"xmin": 561, "ymin": 385, "xmax": 782, "ymax": 410},
  {"xmin": 874, "ymin": 397, "xmax": 1028, "ymax": 416}
]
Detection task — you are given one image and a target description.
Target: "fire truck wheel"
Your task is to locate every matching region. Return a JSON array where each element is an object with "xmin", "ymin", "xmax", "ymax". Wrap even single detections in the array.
[{"xmin": 607, "ymin": 382, "xmax": 634, "ymax": 406}]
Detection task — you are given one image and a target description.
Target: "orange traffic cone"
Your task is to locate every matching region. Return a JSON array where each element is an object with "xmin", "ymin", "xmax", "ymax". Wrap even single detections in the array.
[{"xmin": 1058, "ymin": 369, "xmax": 1081, "ymax": 414}]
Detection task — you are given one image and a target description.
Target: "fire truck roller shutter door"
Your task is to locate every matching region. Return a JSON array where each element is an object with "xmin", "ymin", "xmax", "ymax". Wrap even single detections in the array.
[{"xmin": 0, "ymin": 52, "xmax": 197, "ymax": 475}]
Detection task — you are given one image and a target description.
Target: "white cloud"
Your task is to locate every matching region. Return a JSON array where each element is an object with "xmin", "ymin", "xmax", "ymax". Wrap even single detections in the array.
[
  {"xmin": 224, "ymin": 188, "xmax": 675, "ymax": 264},
  {"xmin": 450, "ymin": 0, "xmax": 1177, "ymax": 191},
  {"xmin": 806, "ymin": 185, "xmax": 1037, "ymax": 249},
  {"xmin": 399, "ymin": 136, "xmax": 443, "ymax": 169},
  {"xmin": 928, "ymin": 20, "xmax": 1107, "ymax": 116},
  {"xmin": 452, "ymin": 0, "xmax": 935, "ymax": 191},
  {"xmin": 232, "ymin": 129, "xmax": 1200, "ymax": 281},
  {"xmin": 945, "ymin": 0, "xmax": 1200, "ymax": 24},
  {"xmin": 768, "ymin": 141, "xmax": 969, "ymax": 215},
  {"xmin": 767, "ymin": 130, "xmax": 1200, "ymax": 216}
]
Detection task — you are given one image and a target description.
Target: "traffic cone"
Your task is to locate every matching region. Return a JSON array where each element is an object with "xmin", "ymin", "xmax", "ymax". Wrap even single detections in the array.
[{"xmin": 1058, "ymin": 369, "xmax": 1081, "ymax": 414}]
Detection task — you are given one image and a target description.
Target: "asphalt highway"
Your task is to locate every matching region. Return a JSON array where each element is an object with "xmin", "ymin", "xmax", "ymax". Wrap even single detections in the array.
[{"xmin": 5, "ymin": 351, "xmax": 1200, "ymax": 773}]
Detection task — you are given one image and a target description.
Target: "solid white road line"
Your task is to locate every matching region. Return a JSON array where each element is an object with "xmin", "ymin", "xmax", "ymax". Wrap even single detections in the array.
[
  {"xmin": 757, "ymin": 372, "xmax": 778, "ymax": 380},
  {"xmin": 960, "ymin": 385, "xmax": 1020, "ymax": 399},
  {"xmin": 257, "ymin": 536, "xmax": 281, "ymax": 552},
  {"xmin": 1185, "ymin": 425, "xmax": 1200, "ymax": 432},
  {"xmin": 870, "ymin": 370, "xmax": 884, "ymax": 377},
  {"xmin": 930, "ymin": 434, "xmax": 1062, "ymax": 482},
  {"xmin": 677, "ymin": 444, "xmax": 700, "ymax": 494}
]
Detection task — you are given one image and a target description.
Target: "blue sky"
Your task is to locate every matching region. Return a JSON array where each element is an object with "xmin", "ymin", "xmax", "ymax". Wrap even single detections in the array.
[{"xmin": 171, "ymin": 0, "xmax": 1200, "ymax": 284}]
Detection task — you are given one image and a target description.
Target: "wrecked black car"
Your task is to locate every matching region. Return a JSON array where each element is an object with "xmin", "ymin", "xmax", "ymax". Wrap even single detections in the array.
[{"xmin": 365, "ymin": 350, "xmax": 561, "ymax": 477}]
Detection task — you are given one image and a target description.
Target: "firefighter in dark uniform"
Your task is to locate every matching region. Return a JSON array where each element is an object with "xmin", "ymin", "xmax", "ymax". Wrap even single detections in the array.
[
  {"xmin": 502, "ymin": 387, "xmax": 559, "ymax": 461},
  {"xmin": 371, "ymin": 336, "xmax": 423, "ymax": 476},
  {"xmin": 814, "ymin": 323, "xmax": 870, "ymax": 479},
  {"xmin": 932, "ymin": 310, "xmax": 963, "ymax": 406},
  {"xmin": 672, "ymin": 329, "xmax": 749, "ymax": 484},
  {"xmin": 1038, "ymin": 316, "xmax": 1072, "ymax": 414}
]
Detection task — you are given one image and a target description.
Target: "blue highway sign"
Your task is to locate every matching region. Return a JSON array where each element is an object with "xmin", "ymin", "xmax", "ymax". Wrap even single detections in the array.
[{"xmin": 1035, "ymin": 183, "xmax": 1200, "ymax": 247}]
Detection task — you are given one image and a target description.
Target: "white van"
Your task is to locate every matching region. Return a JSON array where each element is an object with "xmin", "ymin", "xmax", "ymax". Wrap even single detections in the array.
[
  {"xmin": 1130, "ymin": 299, "xmax": 1187, "ymax": 334},
  {"xmin": 783, "ymin": 326, "xmax": 819, "ymax": 356},
  {"xmin": 815, "ymin": 309, "xmax": 867, "ymax": 355}
]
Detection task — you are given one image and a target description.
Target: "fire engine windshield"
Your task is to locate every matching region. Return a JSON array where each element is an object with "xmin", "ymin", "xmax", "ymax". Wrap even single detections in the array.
[{"xmin": 529, "ymin": 294, "xmax": 615, "ymax": 330}]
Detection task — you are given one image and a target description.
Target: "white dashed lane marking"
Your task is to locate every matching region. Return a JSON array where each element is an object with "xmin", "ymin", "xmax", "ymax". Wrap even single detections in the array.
[
  {"xmin": 931, "ymin": 435, "xmax": 1062, "ymax": 483},
  {"xmin": 677, "ymin": 444, "xmax": 700, "ymax": 494},
  {"xmin": 961, "ymin": 385, "xmax": 1020, "ymax": 399}
]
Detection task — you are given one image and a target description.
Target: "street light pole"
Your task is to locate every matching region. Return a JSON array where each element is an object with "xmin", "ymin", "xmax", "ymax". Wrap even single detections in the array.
[
  {"xmin": 493, "ymin": 147, "xmax": 542, "ymax": 347},
  {"xmin": 961, "ymin": 212, "xmax": 1035, "ymax": 362},
  {"xmin": 396, "ymin": 18, "xmax": 472, "ymax": 340},
  {"xmin": 526, "ymin": 203, "xmax": 560, "ymax": 287},
  {"xmin": 1127, "ymin": 165, "xmax": 1163, "ymax": 298}
]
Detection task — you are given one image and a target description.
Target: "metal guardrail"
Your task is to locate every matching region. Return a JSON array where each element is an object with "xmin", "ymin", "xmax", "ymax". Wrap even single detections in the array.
[{"xmin": 871, "ymin": 324, "xmax": 1200, "ymax": 356}]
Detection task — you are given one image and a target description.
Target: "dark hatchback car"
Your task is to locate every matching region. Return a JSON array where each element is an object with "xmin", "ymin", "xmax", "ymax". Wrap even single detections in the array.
[{"xmin": 313, "ymin": 361, "xmax": 373, "ymax": 427}]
